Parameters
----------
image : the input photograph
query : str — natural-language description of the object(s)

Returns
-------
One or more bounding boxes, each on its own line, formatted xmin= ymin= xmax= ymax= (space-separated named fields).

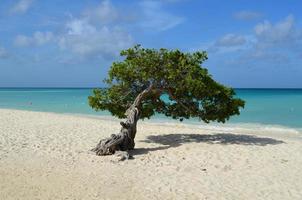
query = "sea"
xmin=0 ymin=88 xmax=301 ymax=131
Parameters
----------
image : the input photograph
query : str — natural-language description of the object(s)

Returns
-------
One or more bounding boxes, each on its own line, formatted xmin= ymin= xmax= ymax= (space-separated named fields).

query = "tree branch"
xmin=132 ymin=84 xmax=155 ymax=108
xmin=167 ymin=88 xmax=192 ymax=112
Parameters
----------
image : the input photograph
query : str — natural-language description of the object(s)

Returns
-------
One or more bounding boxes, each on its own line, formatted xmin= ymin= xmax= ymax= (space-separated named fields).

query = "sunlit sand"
xmin=1 ymin=109 xmax=301 ymax=199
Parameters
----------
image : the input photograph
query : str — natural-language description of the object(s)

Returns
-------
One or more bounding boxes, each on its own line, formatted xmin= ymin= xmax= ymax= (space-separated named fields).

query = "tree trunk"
xmin=91 ymin=85 xmax=154 ymax=156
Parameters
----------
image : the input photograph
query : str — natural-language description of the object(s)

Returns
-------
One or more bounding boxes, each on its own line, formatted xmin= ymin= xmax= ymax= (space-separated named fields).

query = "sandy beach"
xmin=0 ymin=108 xmax=302 ymax=200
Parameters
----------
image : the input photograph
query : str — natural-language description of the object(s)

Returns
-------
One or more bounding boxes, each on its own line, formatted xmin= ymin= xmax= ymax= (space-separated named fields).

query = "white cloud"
xmin=33 ymin=31 xmax=55 ymax=45
xmin=59 ymin=18 xmax=133 ymax=59
xmin=200 ymin=15 xmax=302 ymax=68
xmin=204 ymin=34 xmax=250 ymax=54
xmin=55 ymin=1 xmax=134 ymax=59
xmin=12 ymin=0 xmax=184 ymax=61
xmin=0 ymin=46 xmax=9 ymax=59
xmin=82 ymin=0 xmax=119 ymax=25
xmin=65 ymin=19 xmax=97 ymax=35
xmin=215 ymin=34 xmax=246 ymax=47
xmin=14 ymin=31 xmax=54 ymax=47
xmin=254 ymin=15 xmax=301 ymax=47
xmin=233 ymin=11 xmax=262 ymax=21
xmin=10 ymin=0 xmax=34 ymax=15
xmin=233 ymin=15 xmax=302 ymax=65
xmin=210 ymin=15 xmax=302 ymax=53
xmin=140 ymin=1 xmax=184 ymax=31
xmin=14 ymin=35 xmax=31 ymax=47
xmin=160 ymin=0 xmax=186 ymax=3
xmin=13 ymin=1 xmax=134 ymax=60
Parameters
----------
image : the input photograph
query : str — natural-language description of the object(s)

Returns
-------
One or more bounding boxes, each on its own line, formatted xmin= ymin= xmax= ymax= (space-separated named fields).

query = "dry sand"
xmin=0 ymin=108 xmax=302 ymax=200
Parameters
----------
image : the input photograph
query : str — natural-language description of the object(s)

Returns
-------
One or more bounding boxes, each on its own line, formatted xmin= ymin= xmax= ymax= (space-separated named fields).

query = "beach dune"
xmin=0 ymin=109 xmax=302 ymax=200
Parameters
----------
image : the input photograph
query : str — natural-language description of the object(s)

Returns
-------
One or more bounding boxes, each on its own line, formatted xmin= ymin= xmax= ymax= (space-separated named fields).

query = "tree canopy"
xmin=89 ymin=45 xmax=245 ymax=123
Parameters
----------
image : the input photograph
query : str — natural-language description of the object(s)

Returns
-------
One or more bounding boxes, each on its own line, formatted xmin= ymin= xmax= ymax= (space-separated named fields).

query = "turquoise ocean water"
xmin=0 ymin=88 xmax=301 ymax=129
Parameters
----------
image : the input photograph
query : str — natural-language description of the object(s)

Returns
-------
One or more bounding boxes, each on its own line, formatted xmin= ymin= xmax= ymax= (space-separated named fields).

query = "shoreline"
xmin=1 ymin=108 xmax=302 ymax=199
xmin=1 ymin=107 xmax=301 ymax=135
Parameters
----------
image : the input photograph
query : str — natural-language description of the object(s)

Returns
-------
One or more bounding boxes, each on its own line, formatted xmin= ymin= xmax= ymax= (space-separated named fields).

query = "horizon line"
xmin=0 ymin=87 xmax=302 ymax=90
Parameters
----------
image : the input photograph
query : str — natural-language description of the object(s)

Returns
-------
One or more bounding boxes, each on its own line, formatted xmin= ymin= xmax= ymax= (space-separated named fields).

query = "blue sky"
xmin=0 ymin=0 xmax=302 ymax=88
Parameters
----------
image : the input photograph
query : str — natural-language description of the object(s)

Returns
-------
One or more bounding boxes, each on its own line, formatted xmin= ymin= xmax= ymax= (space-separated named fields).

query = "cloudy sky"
xmin=0 ymin=0 xmax=302 ymax=88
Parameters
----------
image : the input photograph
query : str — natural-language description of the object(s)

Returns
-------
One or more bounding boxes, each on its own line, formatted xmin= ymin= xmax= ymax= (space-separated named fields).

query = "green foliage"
xmin=89 ymin=45 xmax=245 ymax=123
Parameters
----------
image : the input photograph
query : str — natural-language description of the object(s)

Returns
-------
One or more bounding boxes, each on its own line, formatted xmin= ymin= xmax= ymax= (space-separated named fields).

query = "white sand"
xmin=0 ymin=109 xmax=302 ymax=200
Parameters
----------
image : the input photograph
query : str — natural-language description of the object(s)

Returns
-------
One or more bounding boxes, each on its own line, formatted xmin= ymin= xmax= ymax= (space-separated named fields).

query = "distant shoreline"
xmin=1 ymin=108 xmax=301 ymax=136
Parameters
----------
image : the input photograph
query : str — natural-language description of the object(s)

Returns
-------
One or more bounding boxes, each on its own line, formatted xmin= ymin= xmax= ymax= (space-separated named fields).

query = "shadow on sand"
xmin=132 ymin=133 xmax=284 ymax=156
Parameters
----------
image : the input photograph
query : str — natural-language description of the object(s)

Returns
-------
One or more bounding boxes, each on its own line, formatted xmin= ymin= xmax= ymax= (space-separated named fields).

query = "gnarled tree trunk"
xmin=91 ymin=85 xmax=154 ymax=156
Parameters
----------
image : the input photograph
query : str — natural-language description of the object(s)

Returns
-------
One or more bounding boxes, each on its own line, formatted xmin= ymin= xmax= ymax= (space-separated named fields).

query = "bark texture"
xmin=91 ymin=85 xmax=153 ymax=156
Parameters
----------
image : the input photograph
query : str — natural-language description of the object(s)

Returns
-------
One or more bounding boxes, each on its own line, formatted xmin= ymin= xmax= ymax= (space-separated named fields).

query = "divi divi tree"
xmin=89 ymin=45 xmax=245 ymax=156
